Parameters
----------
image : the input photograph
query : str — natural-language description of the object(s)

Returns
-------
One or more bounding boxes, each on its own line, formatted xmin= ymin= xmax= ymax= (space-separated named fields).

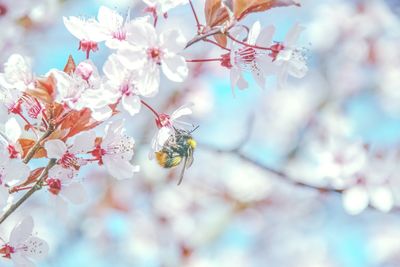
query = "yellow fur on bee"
xmin=155 ymin=151 xmax=168 ymax=167
xmin=187 ymin=138 xmax=197 ymax=149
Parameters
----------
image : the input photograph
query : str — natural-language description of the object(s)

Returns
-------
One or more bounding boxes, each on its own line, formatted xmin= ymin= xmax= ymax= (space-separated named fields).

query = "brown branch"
xmin=0 ymin=159 xmax=56 ymax=224
xmin=185 ymin=26 xmax=226 ymax=49
xmin=201 ymin=144 xmax=343 ymax=194
xmin=23 ymin=124 xmax=55 ymax=164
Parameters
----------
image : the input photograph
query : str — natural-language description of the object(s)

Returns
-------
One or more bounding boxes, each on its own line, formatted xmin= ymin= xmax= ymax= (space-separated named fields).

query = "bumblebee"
xmin=155 ymin=128 xmax=197 ymax=185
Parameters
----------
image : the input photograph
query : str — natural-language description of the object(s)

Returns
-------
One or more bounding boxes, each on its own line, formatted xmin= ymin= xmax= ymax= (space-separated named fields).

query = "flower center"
xmin=0 ymin=244 xmax=15 ymax=258
xmin=112 ymin=29 xmax=126 ymax=41
xmin=237 ymin=47 xmax=257 ymax=63
xmin=269 ymin=42 xmax=285 ymax=61
xmin=7 ymin=145 xmax=19 ymax=159
xmin=47 ymin=178 xmax=62 ymax=195
xmin=79 ymin=40 xmax=99 ymax=59
xmin=59 ymin=152 xmax=79 ymax=169
xmin=147 ymin=47 xmax=162 ymax=64
xmin=91 ymin=144 xmax=106 ymax=165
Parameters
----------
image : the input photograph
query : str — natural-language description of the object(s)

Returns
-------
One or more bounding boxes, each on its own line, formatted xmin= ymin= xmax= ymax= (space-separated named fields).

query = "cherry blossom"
xmin=49 ymin=60 xmax=106 ymax=113
xmin=272 ymin=24 xmax=309 ymax=87
xmin=101 ymin=54 xmax=143 ymax=116
xmin=0 ymin=216 xmax=48 ymax=266
xmin=118 ymin=20 xmax=188 ymax=94
xmin=63 ymin=16 xmax=107 ymax=58
xmin=46 ymin=165 xmax=87 ymax=213
xmin=228 ymin=22 xmax=275 ymax=91
xmin=0 ymin=118 xmax=30 ymax=183
xmin=151 ymin=103 xmax=193 ymax=153
xmin=91 ymin=120 xmax=139 ymax=179
xmin=0 ymin=54 xmax=35 ymax=92
xmin=44 ymin=131 xmax=96 ymax=172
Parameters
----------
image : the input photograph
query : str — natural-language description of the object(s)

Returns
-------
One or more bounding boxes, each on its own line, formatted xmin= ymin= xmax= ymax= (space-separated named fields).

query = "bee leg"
xmin=177 ymin=156 xmax=188 ymax=186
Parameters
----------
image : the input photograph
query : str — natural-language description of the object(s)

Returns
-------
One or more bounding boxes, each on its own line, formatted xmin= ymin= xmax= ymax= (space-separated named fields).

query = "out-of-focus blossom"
xmin=0 ymin=216 xmax=48 ymax=267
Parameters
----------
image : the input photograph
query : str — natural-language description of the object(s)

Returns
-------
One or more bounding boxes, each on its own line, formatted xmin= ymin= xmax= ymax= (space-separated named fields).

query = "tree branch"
xmin=185 ymin=27 xmax=226 ymax=49
xmin=23 ymin=124 xmax=55 ymax=164
xmin=0 ymin=159 xmax=56 ymax=224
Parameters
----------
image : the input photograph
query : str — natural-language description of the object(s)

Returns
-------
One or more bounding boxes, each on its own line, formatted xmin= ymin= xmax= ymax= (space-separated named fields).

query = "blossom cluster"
xmin=0 ymin=0 xmax=309 ymax=265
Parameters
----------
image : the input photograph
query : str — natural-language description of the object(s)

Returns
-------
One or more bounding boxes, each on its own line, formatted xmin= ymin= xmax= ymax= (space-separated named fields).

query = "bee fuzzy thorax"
xmin=187 ymin=138 xmax=196 ymax=149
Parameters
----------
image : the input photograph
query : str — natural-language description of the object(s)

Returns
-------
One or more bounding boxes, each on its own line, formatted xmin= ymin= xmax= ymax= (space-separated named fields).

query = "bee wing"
xmin=177 ymin=156 xmax=188 ymax=186
xmin=186 ymin=148 xmax=194 ymax=168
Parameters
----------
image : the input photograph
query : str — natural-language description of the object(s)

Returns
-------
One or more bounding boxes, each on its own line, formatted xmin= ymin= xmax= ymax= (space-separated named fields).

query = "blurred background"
xmin=2 ymin=0 xmax=400 ymax=266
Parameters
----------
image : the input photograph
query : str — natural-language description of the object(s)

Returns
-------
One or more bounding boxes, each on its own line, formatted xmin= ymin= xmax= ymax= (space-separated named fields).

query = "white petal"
xmin=62 ymin=182 xmax=87 ymax=204
xmin=248 ymin=21 xmax=261 ymax=45
xmin=91 ymin=106 xmax=113 ymax=121
xmin=369 ymin=186 xmax=393 ymax=212
xmin=171 ymin=103 xmax=193 ymax=121
xmin=122 ymin=94 xmax=141 ymax=116
xmin=23 ymin=236 xmax=49 ymax=260
xmin=5 ymin=117 xmax=21 ymax=144
xmin=126 ymin=20 xmax=157 ymax=47
xmin=137 ymin=64 xmax=160 ymax=97
xmin=284 ymin=23 xmax=305 ymax=47
xmin=98 ymin=6 xmax=123 ymax=29
xmin=44 ymin=139 xmax=67 ymax=159
xmin=117 ymin=46 xmax=146 ymax=70
xmin=103 ymin=155 xmax=139 ymax=179
xmin=11 ymin=252 xmax=34 ymax=267
xmin=157 ymin=127 xmax=172 ymax=147
xmin=256 ymin=25 xmax=275 ymax=46
xmin=0 ymin=186 xmax=9 ymax=209
xmin=10 ymin=216 xmax=33 ymax=246
xmin=71 ymin=131 xmax=96 ymax=154
xmin=63 ymin=16 xmax=87 ymax=40
xmin=342 ymin=186 xmax=369 ymax=215
xmin=161 ymin=55 xmax=188 ymax=82
xmin=252 ymin=66 xmax=265 ymax=89
xmin=160 ymin=29 xmax=186 ymax=53
xmin=4 ymin=160 xmax=30 ymax=183
xmin=288 ymin=58 xmax=308 ymax=78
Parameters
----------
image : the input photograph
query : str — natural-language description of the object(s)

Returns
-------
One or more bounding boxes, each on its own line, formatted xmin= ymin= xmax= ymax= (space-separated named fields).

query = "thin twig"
xmin=23 ymin=124 xmax=54 ymax=164
xmin=0 ymin=159 xmax=56 ymax=224
xmin=185 ymin=27 xmax=226 ymax=49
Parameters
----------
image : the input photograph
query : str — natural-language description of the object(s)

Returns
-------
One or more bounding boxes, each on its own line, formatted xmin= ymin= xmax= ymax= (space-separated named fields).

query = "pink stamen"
xmin=78 ymin=40 xmax=99 ymax=59
xmin=7 ymin=145 xmax=19 ymax=159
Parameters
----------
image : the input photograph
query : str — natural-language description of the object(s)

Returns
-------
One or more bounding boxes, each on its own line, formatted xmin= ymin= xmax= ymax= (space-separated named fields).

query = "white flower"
xmin=118 ymin=20 xmax=188 ymax=95
xmin=46 ymin=165 xmax=87 ymax=213
xmin=101 ymin=54 xmax=143 ymax=116
xmin=228 ymin=21 xmax=275 ymax=92
xmin=44 ymin=131 xmax=96 ymax=171
xmin=96 ymin=6 xmax=149 ymax=49
xmin=0 ymin=54 xmax=35 ymax=92
xmin=92 ymin=120 xmax=139 ymax=179
xmin=143 ymin=0 xmax=188 ymax=15
xmin=151 ymin=103 xmax=193 ymax=153
xmin=273 ymin=24 xmax=308 ymax=87
xmin=63 ymin=16 xmax=107 ymax=58
xmin=0 ymin=216 xmax=49 ymax=266
xmin=49 ymin=60 xmax=111 ymax=117
xmin=342 ymin=152 xmax=396 ymax=215
xmin=0 ymin=118 xmax=30 ymax=192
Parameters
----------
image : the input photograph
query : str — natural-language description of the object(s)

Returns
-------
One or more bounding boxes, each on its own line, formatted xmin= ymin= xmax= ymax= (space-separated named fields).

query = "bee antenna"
xmin=190 ymin=125 xmax=199 ymax=133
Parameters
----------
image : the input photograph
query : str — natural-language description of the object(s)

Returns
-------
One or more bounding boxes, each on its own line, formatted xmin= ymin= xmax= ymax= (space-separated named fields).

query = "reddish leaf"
xmin=10 ymin=167 xmax=46 ymax=192
xmin=64 ymin=55 xmax=76 ymax=75
xmin=27 ymin=74 xmax=57 ymax=104
xmin=234 ymin=0 xmax=300 ymax=20
xmin=58 ymin=108 xmax=102 ymax=139
xmin=18 ymin=139 xmax=47 ymax=159
xmin=205 ymin=0 xmax=229 ymax=27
